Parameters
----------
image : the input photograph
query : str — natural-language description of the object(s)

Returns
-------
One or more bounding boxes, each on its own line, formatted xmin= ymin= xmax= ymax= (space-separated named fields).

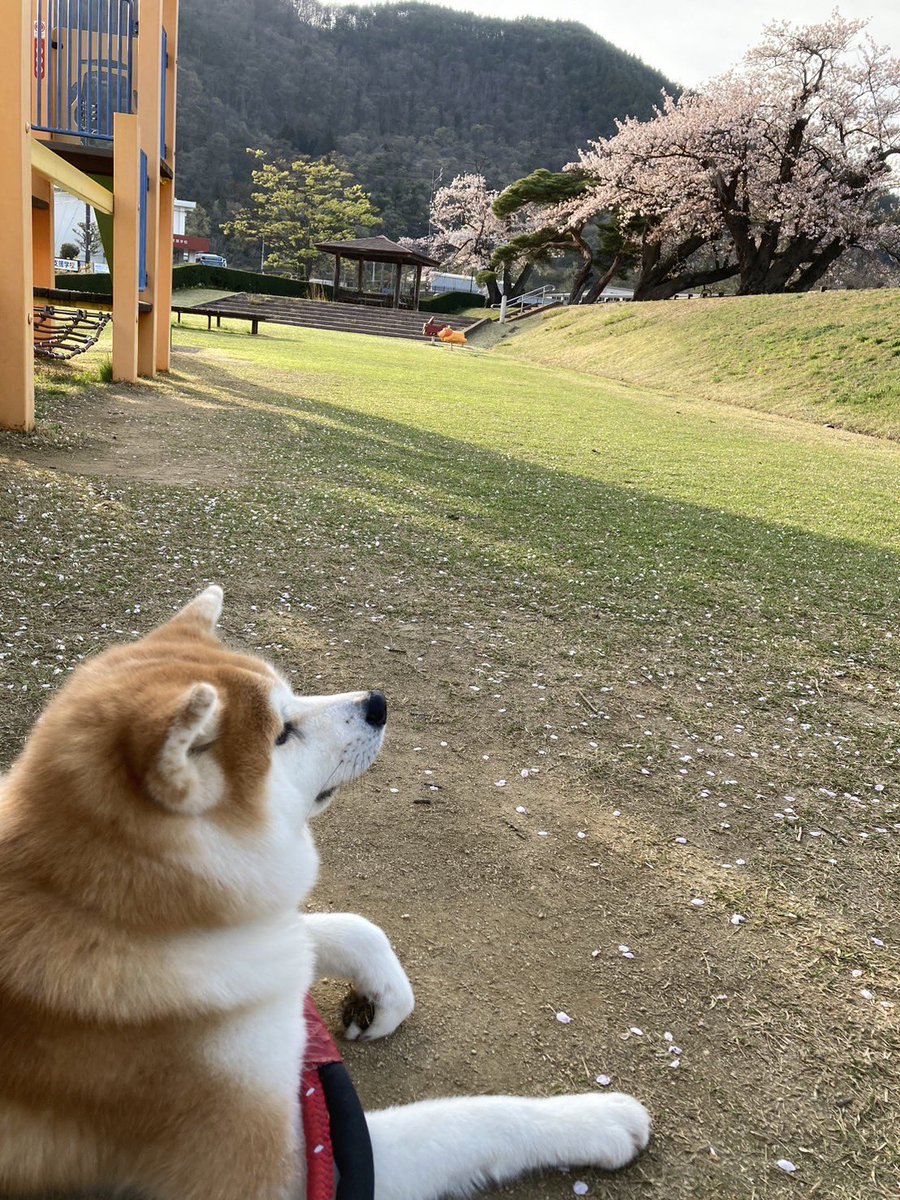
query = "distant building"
xmin=172 ymin=198 xmax=212 ymax=262
xmin=53 ymin=187 xmax=108 ymax=272
xmin=54 ymin=192 xmax=210 ymax=272
xmin=428 ymin=272 xmax=486 ymax=297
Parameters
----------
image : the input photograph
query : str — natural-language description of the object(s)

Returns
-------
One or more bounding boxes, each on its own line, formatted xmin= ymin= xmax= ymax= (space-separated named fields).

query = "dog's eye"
xmin=275 ymin=722 xmax=294 ymax=747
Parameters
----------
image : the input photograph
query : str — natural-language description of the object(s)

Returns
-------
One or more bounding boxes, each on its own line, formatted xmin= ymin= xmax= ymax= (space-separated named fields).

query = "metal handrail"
xmin=498 ymin=284 xmax=553 ymax=313
xmin=32 ymin=0 xmax=136 ymax=143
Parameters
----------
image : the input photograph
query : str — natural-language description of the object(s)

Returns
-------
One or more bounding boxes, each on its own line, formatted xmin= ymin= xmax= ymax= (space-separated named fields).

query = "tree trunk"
xmin=509 ymin=262 xmax=535 ymax=299
xmin=569 ymin=259 xmax=594 ymax=304
xmin=484 ymin=277 xmax=502 ymax=305
xmin=583 ymin=253 xmax=630 ymax=303
xmin=635 ymin=261 xmax=738 ymax=301
xmin=631 ymin=233 xmax=711 ymax=300
xmin=567 ymin=229 xmax=597 ymax=304
xmin=757 ymin=235 xmax=819 ymax=293
xmin=784 ymin=240 xmax=846 ymax=292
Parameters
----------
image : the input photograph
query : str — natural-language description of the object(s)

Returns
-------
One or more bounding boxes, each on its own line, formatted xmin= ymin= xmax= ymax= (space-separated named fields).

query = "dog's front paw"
xmin=584 ymin=1093 xmax=652 ymax=1170
xmin=341 ymin=967 xmax=414 ymax=1042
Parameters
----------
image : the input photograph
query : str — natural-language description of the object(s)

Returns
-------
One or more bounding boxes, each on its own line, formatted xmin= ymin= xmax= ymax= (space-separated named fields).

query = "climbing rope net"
xmin=33 ymin=305 xmax=111 ymax=360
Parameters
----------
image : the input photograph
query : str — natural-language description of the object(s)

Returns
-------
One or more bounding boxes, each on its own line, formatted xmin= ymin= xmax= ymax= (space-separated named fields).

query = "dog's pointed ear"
xmin=147 ymin=682 xmax=222 ymax=815
xmin=158 ymin=585 xmax=224 ymax=639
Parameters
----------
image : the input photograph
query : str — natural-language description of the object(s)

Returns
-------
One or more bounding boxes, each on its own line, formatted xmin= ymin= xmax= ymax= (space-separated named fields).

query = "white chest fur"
xmin=185 ymin=911 xmax=315 ymax=1097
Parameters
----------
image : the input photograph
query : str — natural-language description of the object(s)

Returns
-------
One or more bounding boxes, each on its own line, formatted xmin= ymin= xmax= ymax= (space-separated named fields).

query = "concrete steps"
xmin=212 ymin=294 xmax=477 ymax=342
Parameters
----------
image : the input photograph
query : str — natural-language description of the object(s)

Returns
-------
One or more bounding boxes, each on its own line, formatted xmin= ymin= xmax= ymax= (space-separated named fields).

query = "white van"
xmin=196 ymin=253 xmax=227 ymax=267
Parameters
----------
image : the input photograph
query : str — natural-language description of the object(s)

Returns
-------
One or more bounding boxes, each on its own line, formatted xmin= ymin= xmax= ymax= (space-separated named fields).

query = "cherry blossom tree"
xmin=566 ymin=13 xmax=900 ymax=298
xmin=419 ymin=174 xmax=538 ymax=303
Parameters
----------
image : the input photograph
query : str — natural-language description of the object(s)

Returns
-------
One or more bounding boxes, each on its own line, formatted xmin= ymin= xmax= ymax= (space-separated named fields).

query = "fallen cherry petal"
xmin=776 ymin=1160 xmax=797 ymax=1174
xmin=556 ymin=1011 xmax=572 ymax=1024
xmin=495 ymin=780 xmax=507 ymax=787
xmin=515 ymin=805 xmax=528 ymax=814
xmin=629 ymin=1027 xmax=644 ymax=1036
xmin=731 ymin=913 xmax=747 ymax=925
xmin=690 ymin=898 xmax=705 ymax=907
xmin=573 ymin=1183 xmax=589 ymax=1196
xmin=595 ymin=1074 xmax=611 ymax=1087
xmin=669 ymin=1058 xmax=680 ymax=1068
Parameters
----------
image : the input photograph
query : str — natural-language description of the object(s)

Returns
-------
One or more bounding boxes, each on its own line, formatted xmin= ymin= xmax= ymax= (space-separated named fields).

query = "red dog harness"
xmin=301 ymin=996 xmax=341 ymax=1200
xmin=300 ymin=996 xmax=374 ymax=1200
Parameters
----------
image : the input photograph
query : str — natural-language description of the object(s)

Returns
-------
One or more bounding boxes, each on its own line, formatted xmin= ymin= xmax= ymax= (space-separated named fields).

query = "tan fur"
xmin=0 ymin=589 xmax=307 ymax=1200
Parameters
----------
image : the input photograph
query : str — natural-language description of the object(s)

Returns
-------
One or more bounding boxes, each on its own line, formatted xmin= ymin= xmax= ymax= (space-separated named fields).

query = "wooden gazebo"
xmin=315 ymin=235 xmax=438 ymax=310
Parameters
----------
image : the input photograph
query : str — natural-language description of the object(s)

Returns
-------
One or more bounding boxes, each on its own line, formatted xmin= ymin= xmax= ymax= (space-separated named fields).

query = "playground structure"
xmin=0 ymin=0 xmax=179 ymax=431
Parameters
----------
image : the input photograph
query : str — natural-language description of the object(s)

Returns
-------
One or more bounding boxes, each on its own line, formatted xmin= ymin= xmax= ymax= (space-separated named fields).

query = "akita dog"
xmin=0 ymin=586 xmax=650 ymax=1200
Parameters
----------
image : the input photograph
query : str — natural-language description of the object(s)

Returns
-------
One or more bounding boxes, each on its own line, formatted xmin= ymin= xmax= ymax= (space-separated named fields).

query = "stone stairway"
xmin=211 ymin=294 xmax=479 ymax=342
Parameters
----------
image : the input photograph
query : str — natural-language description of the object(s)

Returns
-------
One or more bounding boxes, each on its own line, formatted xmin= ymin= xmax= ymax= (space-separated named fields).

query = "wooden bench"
xmin=171 ymin=306 xmax=265 ymax=335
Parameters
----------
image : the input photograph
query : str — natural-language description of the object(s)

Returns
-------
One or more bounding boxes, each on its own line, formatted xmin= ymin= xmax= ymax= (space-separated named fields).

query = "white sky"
xmin=326 ymin=1 xmax=899 ymax=86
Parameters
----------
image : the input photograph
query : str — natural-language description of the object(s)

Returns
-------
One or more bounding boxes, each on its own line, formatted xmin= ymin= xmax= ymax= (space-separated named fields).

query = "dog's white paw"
xmin=578 ymin=1093 xmax=652 ymax=1170
xmin=342 ymin=967 xmax=415 ymax=1041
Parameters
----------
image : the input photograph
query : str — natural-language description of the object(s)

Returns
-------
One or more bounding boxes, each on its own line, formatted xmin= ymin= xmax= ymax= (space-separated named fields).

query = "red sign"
xmin=33 ymin=21 xmax=46 ymax=79
xmin=173 ymin=234 xmax=211 ymax=252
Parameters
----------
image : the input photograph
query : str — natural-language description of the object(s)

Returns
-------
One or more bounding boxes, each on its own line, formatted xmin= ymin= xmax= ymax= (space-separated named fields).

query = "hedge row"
xmin=170 ymin=264 xmax=333 ymax=297
xmin=53 ymin=266 xmax=330 ymax=298
xmin=54 ymin=272 xmax=112 ymax=294
xmin=418 ymin=291 xmax=486 ymax=314
xmin=53 ymin=269 xmax=483 ymax=314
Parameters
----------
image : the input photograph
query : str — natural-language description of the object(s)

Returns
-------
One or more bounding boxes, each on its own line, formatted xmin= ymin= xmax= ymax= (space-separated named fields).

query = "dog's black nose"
xmin=364 ymin=690 xmax=387 ymax=728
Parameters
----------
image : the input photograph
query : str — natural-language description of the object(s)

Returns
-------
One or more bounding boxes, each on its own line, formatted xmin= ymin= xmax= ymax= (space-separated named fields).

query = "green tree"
xmin=75 ymin=218 xmax=102 ymax=265
xmin=492 ymin=169 xmax=635 ymax=303
xmin=223 ymin=151 xmax=379 ymax=278
xmin=185 ymin=202 xmax=211 ymax=238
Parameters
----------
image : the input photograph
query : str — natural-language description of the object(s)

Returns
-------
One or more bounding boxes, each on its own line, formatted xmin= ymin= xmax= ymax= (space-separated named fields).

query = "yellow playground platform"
xmin=1 ymin=0 xmax=179 ymax=430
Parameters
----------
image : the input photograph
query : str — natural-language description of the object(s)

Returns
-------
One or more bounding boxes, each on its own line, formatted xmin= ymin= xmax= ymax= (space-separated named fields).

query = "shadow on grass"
xmin=154 ymin=360 xmax=898 ymax=658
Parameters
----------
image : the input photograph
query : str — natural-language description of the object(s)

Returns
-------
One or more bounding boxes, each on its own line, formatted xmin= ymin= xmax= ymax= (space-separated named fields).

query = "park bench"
xmin=171 ymin=305 xmax=265 ymax=335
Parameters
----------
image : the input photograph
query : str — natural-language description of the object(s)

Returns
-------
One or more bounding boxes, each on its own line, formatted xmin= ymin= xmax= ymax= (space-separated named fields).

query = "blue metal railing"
xmin=160 ymin=26 xmax=167 ymax=161
xmin=139 ymin=149 xmax=149 ymax=290
xmin=32 ymin=0 xmax=136 ymax=143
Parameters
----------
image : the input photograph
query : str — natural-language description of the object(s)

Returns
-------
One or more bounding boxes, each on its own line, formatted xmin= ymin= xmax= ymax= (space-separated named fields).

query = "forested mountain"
xmin=176 ymin=0 xmax=673 ymax=259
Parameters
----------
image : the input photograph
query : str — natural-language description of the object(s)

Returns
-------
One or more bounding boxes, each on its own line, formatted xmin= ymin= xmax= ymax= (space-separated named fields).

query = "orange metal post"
xmin=136 ymin=0 xmax=163 ymax=378
xmin=112 ymin=112 xmax=140 ymax=383
xmin=155 ymin=0 xmax=179 ymax=371
xmin=31 ymin=176 xmax=55 ymax=289
xmin=0 ymin=0 xmax=35 ymax=431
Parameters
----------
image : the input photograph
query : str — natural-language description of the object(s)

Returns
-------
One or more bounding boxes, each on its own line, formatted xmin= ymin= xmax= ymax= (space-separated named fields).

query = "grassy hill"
xmin=498 ymin=290 xmax=900 ymax=439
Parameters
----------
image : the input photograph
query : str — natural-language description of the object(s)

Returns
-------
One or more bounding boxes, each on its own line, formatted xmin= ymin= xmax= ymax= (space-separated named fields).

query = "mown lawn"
xmin=497 ymin=289 xmax=900 ymax=439
xmin=1 ymin=318 xmax=898 ymax=1200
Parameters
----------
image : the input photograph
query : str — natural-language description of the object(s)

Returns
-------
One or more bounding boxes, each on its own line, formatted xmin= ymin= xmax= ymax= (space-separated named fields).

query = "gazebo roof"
xmin=314 ymin=235 xmax=439 ymax=268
